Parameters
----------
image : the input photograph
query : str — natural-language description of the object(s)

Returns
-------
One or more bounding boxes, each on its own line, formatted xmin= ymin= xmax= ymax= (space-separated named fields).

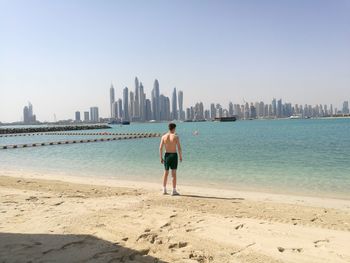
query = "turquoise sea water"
xmin=1 ymin=119 xmax=350 ymax=199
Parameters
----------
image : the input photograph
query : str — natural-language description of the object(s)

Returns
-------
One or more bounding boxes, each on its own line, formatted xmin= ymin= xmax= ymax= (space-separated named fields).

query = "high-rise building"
xmin=204 ymin=110 xmax=210 ymax=119
xmin=186 ymin=108 xmax=191 ymax=120
xmin=171 ymin=87 xmax=178 ymax=120
xmin=277 ymin=99 xmax=282 ymax=118
xmin=272 ymin=98 xmax=277 ymax=117
xmin=139 ymin=82 xmax=145 ymax=121
xmin=134 ymin=77 xmax=140 ymax=119
xmin=159 ymin=94 xmax=170 ymax=121
xmin=228 ymin=102 xmax=234 ymax=117
xmin=145 ymin=99 xmax=152 ymax=121
xmin=90 ymin=107 xmax=99 ymax=122
xmin=178 ymin=90 xmax=184 ymax=120
xmin=75 ymin=111 xmax=81 ymax=122
xmin=28 ymin=102 xmax=33 ymax=118
xmin=250 ymin=104 xmax=257 ymax=119
xmin=123 ymin=87 xmax=129 ymax=121
xmin=84 ymin=111 xmax=89 ymax=122
xmin=23 ymin=102 xmax=36 ymax=124
xmin=151 ymin=79 xmax=160 ymax=121
xmin=112 ymin=101 xmax=119 ymax=119
xmin=210 ymin=103 xmax=216 ymax=119
xmin=118 ymin=99 xmax=123 ymax=119
xmin=342 ymin=101 xmax=349 ymax=114
xmin=23 ymin=106 xmax=29 ymax=124
xmin=194 ymin=102 xmax=204 ymax=120
xmin=129 ymin=91 xmax=134 ymax=119
xmin=109 ymin=84 xmax=115 ymax=118
xmin=259 ymin=101 xmax=265 ymax=117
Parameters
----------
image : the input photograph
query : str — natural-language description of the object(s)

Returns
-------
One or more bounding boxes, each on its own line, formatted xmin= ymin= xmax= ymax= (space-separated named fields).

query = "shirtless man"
xmin=159 ymin=123 xmax=182 ymax=195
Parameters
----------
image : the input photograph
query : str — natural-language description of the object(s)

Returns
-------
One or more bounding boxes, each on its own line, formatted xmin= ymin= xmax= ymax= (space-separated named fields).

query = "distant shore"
xmin=1 ymin=170 xmax=349 ymax=262
xmin=1 ymin=115 xmax=350 ymax=127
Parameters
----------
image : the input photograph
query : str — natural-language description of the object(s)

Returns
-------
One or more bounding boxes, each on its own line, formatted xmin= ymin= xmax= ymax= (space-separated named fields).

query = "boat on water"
xmin=214 ymin=116 xmax=237 ymax=122
xmin=108 ymin=120 xmax=130 ymax=125
xmin=289 ymin=115 xmax=302 ymax=119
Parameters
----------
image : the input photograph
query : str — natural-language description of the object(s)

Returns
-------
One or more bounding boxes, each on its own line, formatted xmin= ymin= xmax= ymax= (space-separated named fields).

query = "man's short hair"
xmin=168 ymin=123 xmax=176 ymax=131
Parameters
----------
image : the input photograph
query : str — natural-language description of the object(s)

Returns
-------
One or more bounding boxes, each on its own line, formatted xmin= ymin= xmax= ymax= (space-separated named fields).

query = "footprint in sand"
xmin=168 ymin=241 xmax=188 ymax=249
xmin=137 ymin=232 xmax=158 ymax=244
xmin=314 ymin=239 xmax=329 ymax=247
xmin=234 ymin=223 xmax=245 ymax=230
xmin=160 ymin=222 xmax=171 ymax=229
xmin=189 ymin=250 xmax=214 ymax=262
xmin=185 ymin=227 xmax=202 ymax=233
xmin=277 ymin=247 xmax=303 ymax=253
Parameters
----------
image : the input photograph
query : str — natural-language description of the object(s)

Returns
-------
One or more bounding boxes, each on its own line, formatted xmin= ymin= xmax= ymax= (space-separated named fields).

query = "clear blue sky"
xmin=0 ymin=0 xmax=349 ymax=122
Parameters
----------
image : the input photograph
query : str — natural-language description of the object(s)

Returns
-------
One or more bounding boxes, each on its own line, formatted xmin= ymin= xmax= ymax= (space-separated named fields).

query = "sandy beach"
xmin=0 ymin=172 xmax=349 ymax=263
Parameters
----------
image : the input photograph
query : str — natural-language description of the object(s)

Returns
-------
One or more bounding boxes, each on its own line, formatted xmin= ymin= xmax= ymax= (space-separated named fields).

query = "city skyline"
xmin=17 ymin=76 xmax=350 ymax=124
xmin=1 ymin=0 xmax=350 ymax=122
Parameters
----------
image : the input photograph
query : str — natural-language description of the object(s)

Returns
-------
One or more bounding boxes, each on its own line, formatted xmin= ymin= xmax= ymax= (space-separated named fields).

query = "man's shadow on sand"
xmin=0 ymin=232 xmax=168 ymax=263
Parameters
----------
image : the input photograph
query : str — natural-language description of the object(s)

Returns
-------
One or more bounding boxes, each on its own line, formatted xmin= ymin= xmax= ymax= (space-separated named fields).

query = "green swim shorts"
xmin=164 ymin=152 xmax=178 ymax=170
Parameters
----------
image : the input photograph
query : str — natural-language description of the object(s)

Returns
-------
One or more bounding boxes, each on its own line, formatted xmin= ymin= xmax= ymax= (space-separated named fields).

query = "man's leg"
xmin=171 ymin=169 xmax=177 ymax=189
xmin=171 ymin=169 xmax=179 ymax=195
xmin=162 ymin=170 xmax=169 ymax=194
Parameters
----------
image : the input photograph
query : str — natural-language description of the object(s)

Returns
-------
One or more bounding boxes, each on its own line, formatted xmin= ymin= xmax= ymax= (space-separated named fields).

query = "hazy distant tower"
xmin=109 ymin=84 xmax=115 ymax=118
xmin=151 ymin=79 xmax=160 ymax=121
xmin=90 ymin=107 xmax=99 ymax=123
xmin=134 ymin=77 xmax=140 ymax=119
xmin=178 ymin=90 xmax=184 ymax=120
xmin=171 ymin=88 xmax=178 ymax=120
xmin=123 ymin=87 xmax=129 ymax=121
xmin=139 ymin=82 xmax=145 ymax=121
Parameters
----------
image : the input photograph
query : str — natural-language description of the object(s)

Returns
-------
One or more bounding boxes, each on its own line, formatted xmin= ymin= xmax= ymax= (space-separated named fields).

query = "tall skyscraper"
xmin=134 ymin=77 xmax=140 ymax=119
xmin=342 ymin=101 xmax=349 ymax=114
xmin=151 ymin=79 xmax=160 ymax=121
xmin=129 ymin=91 xmax=134 ymax=119
xmin=171 ymin=87 xmax=178 ymax=120
xmin=145 ymin=99 xmax=152 ymax=121
xmin=159 ymin=95 xmax=166 ymax=121
xmin=75 ymin=111 xmax=81 ymax=122
xmin=186 ymin=108 xmax=191 ymax=120
xmin=178 ymin=90 xmax=184 ymax=120
xmin=109 ymin=84 xmax=115 ymax=118
xmin=210 ymin=103 xmax=216 ymax=119
xmin=23 ymin=102 xmax=36 ymax=124
xmin=90 ymin=107 xmax=99 ymax=122
xmin=112 ymin=101 xmax=119 ymax=119
xmin=139 ymin=82 xmax=145 ymax=121
xmin=259 ymin=101 xmax=265 ymax=117
xmin=123 ymin=87 xmax=129 ymax=121
xmin=194 ymin=102 xmax=204 ymax=120
xmin=23 ymin=106 xmax=29 ymax=124
xmin=118 ymin=99 xmax=123 ymax=119
xmin=84 ymin=111 xmax=89 ymax=122
xmin=228 ymin=102 xmax=234 ymax=117
xmin=272 ymin=98 xmax=277 ymax=117
xmin=277 ymin=99 xmax=282 ymax=118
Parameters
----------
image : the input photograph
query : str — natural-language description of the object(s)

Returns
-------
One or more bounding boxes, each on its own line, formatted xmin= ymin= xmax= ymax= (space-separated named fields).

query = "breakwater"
xmin=0 ymin=132 xmax=154 ymax=138
xmin=0 ymin=132 xmax=161 ymax=150
xmin=0 ymin=125 xmax=111 ymax=134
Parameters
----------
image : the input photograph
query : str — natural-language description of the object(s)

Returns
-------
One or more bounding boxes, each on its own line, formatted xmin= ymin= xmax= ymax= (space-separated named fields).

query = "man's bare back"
xmin=161 ymin=133 xmax=179 ymax=153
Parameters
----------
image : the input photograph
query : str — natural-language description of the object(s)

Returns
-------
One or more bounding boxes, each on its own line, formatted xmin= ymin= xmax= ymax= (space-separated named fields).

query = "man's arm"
xmin=159 ymin=137 xmax=164 ymax=163
xmin=177 ymin=136 xmax=182 ymax=162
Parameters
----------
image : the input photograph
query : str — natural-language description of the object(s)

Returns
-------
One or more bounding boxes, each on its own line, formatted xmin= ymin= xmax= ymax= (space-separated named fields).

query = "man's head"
xmin=168 ymin=123 xmax=176 ymax=132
